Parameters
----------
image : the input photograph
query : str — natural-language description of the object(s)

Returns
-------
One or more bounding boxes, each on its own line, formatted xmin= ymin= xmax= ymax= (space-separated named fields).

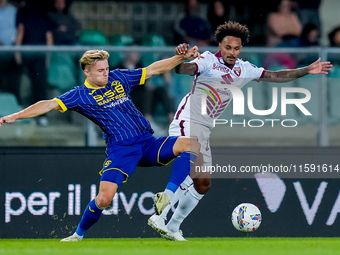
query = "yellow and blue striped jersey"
xmin=54 ymin=68 xmax=153 ymax=143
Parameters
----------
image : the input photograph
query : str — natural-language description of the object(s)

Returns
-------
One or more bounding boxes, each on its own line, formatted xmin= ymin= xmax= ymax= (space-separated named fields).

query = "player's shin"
xmin=166 ymin=185 xmax=204 ymax=233
xmin=165 ymin=151 xmax=198 ymax=198
xmin=153 ymin=152 xmax=197 ymax=216
xmin=149 ymin=175 xmax=193 ymax=233
xmin=75 ymin=199 xmax=104 ymax=237
xmin=160 ymin=175 xmax=194 ymax=218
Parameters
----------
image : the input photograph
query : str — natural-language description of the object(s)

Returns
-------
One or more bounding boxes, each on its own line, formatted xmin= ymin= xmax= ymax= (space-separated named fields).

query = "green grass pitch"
xmin=0 ymin=238 xmax=339 ymax=255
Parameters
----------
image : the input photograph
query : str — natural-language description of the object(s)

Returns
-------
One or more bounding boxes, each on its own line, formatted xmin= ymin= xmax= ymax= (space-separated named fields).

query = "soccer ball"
xmin=231 ymin=203 xmax=262 ymax=232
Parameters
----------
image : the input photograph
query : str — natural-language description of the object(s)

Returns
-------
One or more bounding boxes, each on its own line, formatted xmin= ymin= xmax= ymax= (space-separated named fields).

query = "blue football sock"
xmin=76 ymin=199 xmax=104 ymax=236
xmin=166 ymin=151 xmax=198 ymax=193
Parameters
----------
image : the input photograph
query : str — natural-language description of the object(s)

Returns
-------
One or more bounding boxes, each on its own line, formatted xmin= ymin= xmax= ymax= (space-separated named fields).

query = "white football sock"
xmin=166 ymin=184 xmax=204 ymax=232
xmin=164 ymin=189 xmax=174 ymax=200
xmin=159 ymin=176 xmax=194 ymax=219
xmin=182 ymin=175 xmax=194 ymax=187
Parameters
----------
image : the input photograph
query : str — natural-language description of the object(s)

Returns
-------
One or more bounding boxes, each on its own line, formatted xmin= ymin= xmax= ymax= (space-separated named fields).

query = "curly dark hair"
xmin=214 ymin=21 xmax=250 ymax=45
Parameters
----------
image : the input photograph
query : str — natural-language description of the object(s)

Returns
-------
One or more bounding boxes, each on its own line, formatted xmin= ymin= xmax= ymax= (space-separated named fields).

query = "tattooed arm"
xmin=261 ymin=58 xmax=333 ymax=83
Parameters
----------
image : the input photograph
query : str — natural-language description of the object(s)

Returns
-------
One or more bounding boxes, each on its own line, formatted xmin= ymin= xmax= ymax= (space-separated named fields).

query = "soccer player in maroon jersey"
xmin=148 ymin=21 xmax=333 ymax=241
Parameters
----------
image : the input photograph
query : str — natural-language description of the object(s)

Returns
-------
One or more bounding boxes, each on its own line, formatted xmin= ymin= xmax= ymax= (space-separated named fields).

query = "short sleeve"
xmin=110 ymin=68 xmax=145 ymax=92
xmin=244 ymin=61 xmax=265 ymax=81
xmin=54 ymin=88 xmax=81 ymax=112
xmin=190 ymin=51 xmax=212 ymax=75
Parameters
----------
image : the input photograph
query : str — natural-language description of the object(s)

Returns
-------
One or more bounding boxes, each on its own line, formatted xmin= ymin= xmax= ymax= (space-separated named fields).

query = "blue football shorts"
xmin=100 ymin=132 xmax=178 ymax=186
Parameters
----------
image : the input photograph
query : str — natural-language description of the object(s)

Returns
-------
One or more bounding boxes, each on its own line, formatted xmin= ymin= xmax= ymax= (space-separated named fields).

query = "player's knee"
xmin=193 ymin=177 xmax=211 ymax=194
xmin=189 ymin=137 xmax=201 ymax=154
xmin=96 ymin=193 xmax=113 ymax=208
xmin=177 ymin=136 xmax=200 ymax=153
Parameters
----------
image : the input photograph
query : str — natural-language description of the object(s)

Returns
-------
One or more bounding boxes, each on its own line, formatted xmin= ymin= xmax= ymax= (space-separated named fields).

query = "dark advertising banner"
xmin=1 ymin=147 xmax=340 ymax=238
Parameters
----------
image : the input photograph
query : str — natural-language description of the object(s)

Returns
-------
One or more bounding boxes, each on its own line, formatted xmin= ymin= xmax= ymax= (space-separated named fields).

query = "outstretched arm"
xmin=175 ymin=62 xmax=197 ymax=76
xmin=0 ymin=99 xmax=60 ymax=128
xmin=261 ymin=58 xmax=333 ymax=83
xmin=145 ymin=45 xmax=200 ymax=79
xmin=174 ymin=43 xmax=202 ymax=75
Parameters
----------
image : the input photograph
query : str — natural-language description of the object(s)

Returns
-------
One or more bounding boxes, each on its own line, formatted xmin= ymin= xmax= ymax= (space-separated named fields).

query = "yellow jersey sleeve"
xmin=140 ymin=68 xmax=146 ymax=85
xmin=53 ymin=98 xmax=68 ymax=113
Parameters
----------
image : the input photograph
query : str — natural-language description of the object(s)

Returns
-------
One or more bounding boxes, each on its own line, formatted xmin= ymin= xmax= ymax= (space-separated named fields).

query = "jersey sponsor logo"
xmin=216 ymin=89 xmax=231 ymax=97
xmin=212 ymin=63 xmax=229 ymax=74
xmin=103 ymin=97 xmax=129 ymax=108
xmin=92 ymin=82 xmax=127 ymax=106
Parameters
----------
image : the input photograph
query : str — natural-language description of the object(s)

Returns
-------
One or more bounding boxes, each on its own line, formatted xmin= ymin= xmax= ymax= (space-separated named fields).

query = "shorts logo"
xmin=104 ymin=160 xmax=112 ymax=168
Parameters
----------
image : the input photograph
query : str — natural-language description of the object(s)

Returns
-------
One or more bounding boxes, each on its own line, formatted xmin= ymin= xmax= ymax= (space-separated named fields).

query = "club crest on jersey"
xmin=233 ymin=67 xmax=241 ymax=77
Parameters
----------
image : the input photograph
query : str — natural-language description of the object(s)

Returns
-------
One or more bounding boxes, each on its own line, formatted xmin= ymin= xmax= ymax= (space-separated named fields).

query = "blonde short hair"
xmin=79 ymin=49 xmax=110 ymax=70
